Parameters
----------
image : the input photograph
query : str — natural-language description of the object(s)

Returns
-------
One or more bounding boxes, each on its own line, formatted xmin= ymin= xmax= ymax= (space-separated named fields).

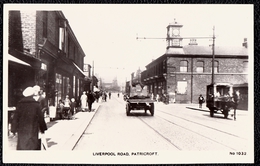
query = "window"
xmin=243 ymin=61 xmax=248 ymax=73
xmin=180 ymin=60 xmax=188 ymax=72
xmin=59 ymin=27 xmax=64 ymax=50
xmin=73 ymin=76 xmax=76 ymax=97
xmin=210 ymin=61 xmax=219 ymax=73
xmin=196 ymin=61 xmax=204 ymax=73
xmin=55 ymin=73 xmax=62 ymax=105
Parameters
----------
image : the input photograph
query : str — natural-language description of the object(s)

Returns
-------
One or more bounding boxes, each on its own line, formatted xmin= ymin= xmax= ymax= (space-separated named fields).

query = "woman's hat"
xmin=22 ymin=87 xmax=34 ymax=97
xmin=33 ymin=85 xmax=41 ymax=92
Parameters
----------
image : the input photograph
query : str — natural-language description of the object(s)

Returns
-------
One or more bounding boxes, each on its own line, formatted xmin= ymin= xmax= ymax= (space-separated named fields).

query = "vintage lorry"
xmin=125 ymin=70 xmax=154 ymax=116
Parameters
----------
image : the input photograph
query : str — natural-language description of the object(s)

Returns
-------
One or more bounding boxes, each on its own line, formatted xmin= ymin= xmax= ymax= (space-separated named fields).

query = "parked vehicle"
xmin=206 ymin=83 xmax=235 ymax=118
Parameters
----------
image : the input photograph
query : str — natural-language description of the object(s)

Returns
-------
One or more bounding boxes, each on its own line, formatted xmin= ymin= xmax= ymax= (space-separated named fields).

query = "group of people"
xmin=96 ymin=91 xmax=112 ymax=102
xmin=149 ymin=93 xmax=169 ymax=104
xmin=57 ymin=95 xmax=77 ymax=119
xmin=11 ymin=85 xmax=48 ymax=150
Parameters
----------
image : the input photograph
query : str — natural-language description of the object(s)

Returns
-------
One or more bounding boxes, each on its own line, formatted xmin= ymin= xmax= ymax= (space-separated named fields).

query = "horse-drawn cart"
xmin=206 ymin=83 xmax=237 ymax=118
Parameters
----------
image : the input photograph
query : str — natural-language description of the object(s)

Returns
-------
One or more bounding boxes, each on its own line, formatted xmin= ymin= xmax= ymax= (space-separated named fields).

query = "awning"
xmin=8 ymin=54 xmax=31 ymax=66
xmin=72 ymin=62 xmax=86 ymax=76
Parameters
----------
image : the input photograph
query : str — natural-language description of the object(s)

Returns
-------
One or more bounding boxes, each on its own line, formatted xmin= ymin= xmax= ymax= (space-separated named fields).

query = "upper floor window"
xmin=59 ymin=27 xmax=64 ymax=50
xmin=180 ymin=60 xmax=188 ymax=72
xmin=196 ymin=61 xmax=204 ymax=73
xmin=243 ymin=61 xmax=248 ymax=73
xmin=59 ymin=20 xmax=66 ymax=51
xmin=210 ymin=61 xmax=219 ymax=73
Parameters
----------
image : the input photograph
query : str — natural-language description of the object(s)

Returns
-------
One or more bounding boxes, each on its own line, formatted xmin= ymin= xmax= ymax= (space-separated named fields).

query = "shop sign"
xmin=41 ymin=63 xmax=47 ymax=71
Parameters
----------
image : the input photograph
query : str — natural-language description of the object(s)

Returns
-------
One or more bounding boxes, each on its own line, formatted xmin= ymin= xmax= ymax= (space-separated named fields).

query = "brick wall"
xmin=167 ymin=56 xmax=248 ymax=103
xmin=20 ymin=11 xmax=36 ymax=55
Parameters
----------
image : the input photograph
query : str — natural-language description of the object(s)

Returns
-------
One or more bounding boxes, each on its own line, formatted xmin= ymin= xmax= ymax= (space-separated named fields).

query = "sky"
xmin=7 ymin=4 xmax=254 ymax=85
xmin=61 ymin=4 xmax=253 ymax=85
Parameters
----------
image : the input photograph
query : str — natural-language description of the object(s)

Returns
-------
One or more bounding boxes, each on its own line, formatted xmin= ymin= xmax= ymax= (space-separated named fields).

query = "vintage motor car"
xmin=125 ymin=84 xmax=154 ymax=116
xmin=125 ymin=70 xmax=154 ymax=116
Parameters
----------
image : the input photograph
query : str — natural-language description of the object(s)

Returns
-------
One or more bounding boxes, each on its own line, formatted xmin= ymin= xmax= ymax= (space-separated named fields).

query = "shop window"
xmin=55 ymin=73 xmax=62 ymax=105
xmin=243 ymin=61 xmax=248 ymax=73
xmin=180 ymin=60 xmax=188 ymax=72
xmin=66 ymin=77 xmax=70 ymax=95
xmin=196 ymin=61 xmax=204 ymax=73
xmin=73 ymin=76 xmax=76 ymax=97
xmin=77 ymin=78 xmax=80 ymax=96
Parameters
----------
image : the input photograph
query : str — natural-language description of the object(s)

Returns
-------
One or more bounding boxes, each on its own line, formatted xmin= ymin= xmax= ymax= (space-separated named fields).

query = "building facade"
xmin=8 ymin=11 xmax=86 ymax=109
xmin=141 ymin=20 xmax=248 ymax=109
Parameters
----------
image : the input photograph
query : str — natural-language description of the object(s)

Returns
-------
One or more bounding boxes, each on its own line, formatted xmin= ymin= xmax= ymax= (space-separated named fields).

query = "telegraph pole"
xmin=92 ymin=61 xmax=94 ymax=91
xmin=211 ymin=26 xmax=215 ymax=84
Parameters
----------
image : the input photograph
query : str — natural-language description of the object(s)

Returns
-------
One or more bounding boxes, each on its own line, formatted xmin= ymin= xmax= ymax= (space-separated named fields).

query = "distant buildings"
xmin=100 ymin=77 xmax=120 ymax=92
xmin=141 ymin=20 xmax=248 ymax=109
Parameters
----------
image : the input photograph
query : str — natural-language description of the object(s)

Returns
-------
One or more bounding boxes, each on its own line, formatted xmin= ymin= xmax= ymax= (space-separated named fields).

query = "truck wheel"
xmin=126 ymin=103 xmax=131 ymax=116
xmin=210 ymin=108 xmax=214 ymax=117
xmin=150 ymin=103 xmax=154 ymax=116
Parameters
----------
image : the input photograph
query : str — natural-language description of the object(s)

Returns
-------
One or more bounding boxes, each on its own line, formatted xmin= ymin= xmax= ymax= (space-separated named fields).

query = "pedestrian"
xmin=95 ymin=91 xmax=100 ymax=103
xmin=57 ymin=99 xmax=64 ymax=119
xmin=151 ymin=93 xmax=154 ymax=101
xmin=104 ymin=92 xmax=107 ymax=102
xmin=70 ymin=98 xmax=76 ymax=116
xmin=198 ymin=94 xmax=205 ymax=108
xmin=232 ymin=90 xmax=240 ymax=120
xmin=109 ymin=92 xmax=111 ymax=99
xmin=80 ymin=91 xmax=88 ymax=112
xmin=156 ymin=94 xmax=159 ymax=102
xmin=87 ymin=90 xmax=95 ymax=112
xmin=64 ymin=95 xmax=71 ymax=108
xmin=11 ymin=86 xmax=47 ymax=150
xmin=63 ymin=95 xmax=71 ymax=119
xmin=117 ymin=92 xmax=119 ymax=98
xmin=33 ymin=85 xmax=48 ymax=115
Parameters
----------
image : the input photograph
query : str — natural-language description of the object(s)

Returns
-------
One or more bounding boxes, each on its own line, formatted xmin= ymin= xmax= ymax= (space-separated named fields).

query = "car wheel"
xmin=126 ymin=103 xmax=131 ymax=116
xmin=150 ymin=103 xmax=154 ymax=116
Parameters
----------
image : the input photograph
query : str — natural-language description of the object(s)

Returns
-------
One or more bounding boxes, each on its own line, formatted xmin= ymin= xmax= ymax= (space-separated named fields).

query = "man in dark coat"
xmin=87 ymin=90 xmax=95 ymax=112
xmin=11 ymin=86 xmax=47 ymax=150
xmin=198 ymin=94 xmax=205 ymax=108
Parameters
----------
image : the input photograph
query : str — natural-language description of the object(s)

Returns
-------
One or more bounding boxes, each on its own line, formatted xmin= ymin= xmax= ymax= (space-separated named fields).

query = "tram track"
xmin=115 ymin=97 xmax=246 ymax=151
xmin=159 ymin=110 xmax=246 ymax=140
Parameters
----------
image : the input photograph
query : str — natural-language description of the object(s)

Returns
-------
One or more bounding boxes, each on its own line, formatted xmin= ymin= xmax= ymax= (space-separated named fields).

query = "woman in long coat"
xmin=11 ymin=87 xmax=47 ymax=150
xmin=80 ymin=91 xmax=88 ymax=111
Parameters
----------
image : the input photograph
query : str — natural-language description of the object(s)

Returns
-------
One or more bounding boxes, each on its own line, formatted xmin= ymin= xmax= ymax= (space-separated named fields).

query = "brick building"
xmin=141 ymin=20 xmax=248 ymax=109
xmin=8 ymin=11 xmax=87 ymax=109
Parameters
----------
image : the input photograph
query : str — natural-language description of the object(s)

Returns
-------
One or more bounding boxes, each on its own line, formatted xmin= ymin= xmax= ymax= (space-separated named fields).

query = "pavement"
xmin=7 ymin=101 xmax=248 ymax=151
xmin=155 ymin=102 xmax=248 ymax=116
xmin=7 ymin=102 xmax=101 ymax=151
